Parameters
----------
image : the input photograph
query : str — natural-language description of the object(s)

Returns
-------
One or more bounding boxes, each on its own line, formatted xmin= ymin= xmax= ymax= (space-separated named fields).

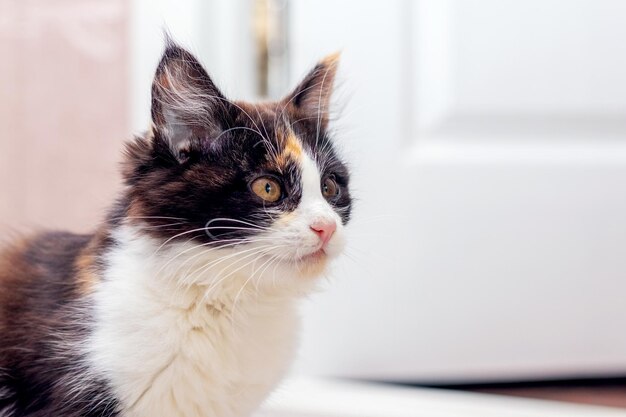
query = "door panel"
xmin=412 ymin=0 xmax=626 ymax=141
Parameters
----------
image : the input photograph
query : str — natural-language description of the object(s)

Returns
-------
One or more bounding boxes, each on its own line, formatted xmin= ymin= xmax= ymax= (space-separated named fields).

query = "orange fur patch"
xmin=74 ymin=229 xmax=108 ymax=294
xmin=0 ymin=237 xmax=31 ymax=280
xmin=284 ymin=133 xmax=303 ymax=158
xmin=275 ymin=131 xmax=303 ymax=167
xmin=75 ymin=253 xmax=98 ymax=294
xmin=321 ymin=51 xmax=341 ymax=69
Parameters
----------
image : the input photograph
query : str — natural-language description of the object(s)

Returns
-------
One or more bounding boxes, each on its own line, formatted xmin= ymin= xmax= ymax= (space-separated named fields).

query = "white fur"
xmin=87 ymin=149 xmax=345 ymax=417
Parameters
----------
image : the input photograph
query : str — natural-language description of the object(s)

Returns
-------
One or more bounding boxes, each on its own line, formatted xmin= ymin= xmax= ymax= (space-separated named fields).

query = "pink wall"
xmin=0 ymin=0 xmax=129 ymax=234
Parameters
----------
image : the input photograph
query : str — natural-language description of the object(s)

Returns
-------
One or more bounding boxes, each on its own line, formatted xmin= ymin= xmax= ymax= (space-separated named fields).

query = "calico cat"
xmin=0 ymin=40 xmax=351 ymax=417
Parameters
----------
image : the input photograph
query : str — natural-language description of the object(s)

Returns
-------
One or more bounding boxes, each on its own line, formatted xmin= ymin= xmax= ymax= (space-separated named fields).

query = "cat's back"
xmin=0 ymin=231 xmax=93 ymax=322
xmin=0 ymin=231 xmax=104 ymax=417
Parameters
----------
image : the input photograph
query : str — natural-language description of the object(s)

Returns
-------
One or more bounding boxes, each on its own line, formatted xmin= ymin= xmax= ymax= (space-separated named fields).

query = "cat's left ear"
xmin=283 ymin=52 xmax=340 ymax=130
xmin=151 ymin=41 xmax=229 ymax=157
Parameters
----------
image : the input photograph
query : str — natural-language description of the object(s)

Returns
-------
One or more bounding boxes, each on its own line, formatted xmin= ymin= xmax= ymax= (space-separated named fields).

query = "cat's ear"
xmin=151 ymin=40 xmax=229 ymax=157
xmin=284 ymin=52 xmax=340 ymax=130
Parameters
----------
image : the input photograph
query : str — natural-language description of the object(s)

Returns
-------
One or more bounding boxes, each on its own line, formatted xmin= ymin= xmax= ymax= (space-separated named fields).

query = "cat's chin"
xmin=292 ymin=249 xmax=330 ymax=277
xmin=298 ymin=248 xmax=326 ymax=263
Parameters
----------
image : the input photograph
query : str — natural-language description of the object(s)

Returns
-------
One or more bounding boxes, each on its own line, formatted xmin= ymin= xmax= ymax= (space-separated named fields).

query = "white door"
xmin=290 ymin=0 xmax=626 ymax=382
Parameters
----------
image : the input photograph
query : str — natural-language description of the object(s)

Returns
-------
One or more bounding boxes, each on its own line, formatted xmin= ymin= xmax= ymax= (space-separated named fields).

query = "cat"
xmin=0 ymin=39 xmax=351 ymax=417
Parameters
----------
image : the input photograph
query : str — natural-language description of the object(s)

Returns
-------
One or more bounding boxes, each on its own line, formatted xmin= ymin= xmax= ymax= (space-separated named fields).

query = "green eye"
xmin=251 ymin=177 xmax=282 ymax=202
xmin=322 ymin=176 xmax=339 ymax=198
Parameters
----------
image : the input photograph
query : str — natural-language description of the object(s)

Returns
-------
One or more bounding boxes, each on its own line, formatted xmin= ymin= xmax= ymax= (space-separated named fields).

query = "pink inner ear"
xmin=284 ymin=52 xmax=341 ymax=129
xmin=151 ymin=41 xmax=229 ymax=156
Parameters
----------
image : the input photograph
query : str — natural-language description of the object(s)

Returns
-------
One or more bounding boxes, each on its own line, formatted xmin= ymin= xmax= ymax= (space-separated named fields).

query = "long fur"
xmin=0 ymin=41 xmax=351 ymax=417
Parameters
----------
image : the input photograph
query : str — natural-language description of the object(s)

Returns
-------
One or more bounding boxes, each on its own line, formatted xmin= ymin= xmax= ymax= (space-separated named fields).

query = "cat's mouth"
xmin=295 ymin=248 xmax=327 ymax=264
xmin=259 ymin=247 xmax=330 ymax=275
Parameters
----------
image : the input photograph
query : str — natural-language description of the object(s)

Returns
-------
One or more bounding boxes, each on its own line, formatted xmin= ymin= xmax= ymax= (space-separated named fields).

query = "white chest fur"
xmin=87 ymin=227 xmax=302 ymax=417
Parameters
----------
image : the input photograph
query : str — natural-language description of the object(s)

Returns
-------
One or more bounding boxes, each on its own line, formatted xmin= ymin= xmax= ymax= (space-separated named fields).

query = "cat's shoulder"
xmin=0 ymin=230 xmax=93 ymax=270
xmin=0 ymin=230 xmax=98 ymax=312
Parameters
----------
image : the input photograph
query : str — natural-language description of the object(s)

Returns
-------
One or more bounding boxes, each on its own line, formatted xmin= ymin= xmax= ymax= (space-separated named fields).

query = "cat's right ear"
xmin=150 ymin=41 xmax=229 ymax=158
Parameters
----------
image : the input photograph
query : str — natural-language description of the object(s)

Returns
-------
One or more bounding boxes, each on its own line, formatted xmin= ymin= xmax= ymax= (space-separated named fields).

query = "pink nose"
xmin=310 ymin=220 xmax=337 ymax=247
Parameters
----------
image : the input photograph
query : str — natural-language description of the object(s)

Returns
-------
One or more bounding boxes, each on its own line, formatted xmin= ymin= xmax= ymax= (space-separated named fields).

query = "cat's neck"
xmin=98 ymin=224 xmax=305 ymax=313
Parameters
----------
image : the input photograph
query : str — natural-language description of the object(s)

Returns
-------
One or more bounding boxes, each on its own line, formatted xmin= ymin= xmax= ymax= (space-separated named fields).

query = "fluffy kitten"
xmin=0 ymin=40 xmax=351 ymax=417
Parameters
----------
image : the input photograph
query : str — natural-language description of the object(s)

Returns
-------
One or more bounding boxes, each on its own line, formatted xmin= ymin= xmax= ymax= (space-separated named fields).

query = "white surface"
xmin=289 ymin=0 xmax=626 ymax=381
xmin=412 ymin=0 xmax=626 ymax=135
xmin=257 ymin=378 xmax=626 ymax=417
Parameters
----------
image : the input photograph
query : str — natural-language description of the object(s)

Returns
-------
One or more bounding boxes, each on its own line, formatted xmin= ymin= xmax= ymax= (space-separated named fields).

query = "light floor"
xmin=257 ymin=378 xmax=626 ymax=417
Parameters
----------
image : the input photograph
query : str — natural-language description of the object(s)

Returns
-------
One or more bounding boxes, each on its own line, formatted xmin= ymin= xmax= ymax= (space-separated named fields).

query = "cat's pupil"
xmin=265 ymin=183 xmax=272 ymax=194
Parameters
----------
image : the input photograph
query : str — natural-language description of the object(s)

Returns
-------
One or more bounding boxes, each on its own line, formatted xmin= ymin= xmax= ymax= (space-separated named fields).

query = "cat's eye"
xmin=322 ymin=176 xmax=339 ymax=198
xmin=251 ymin=177 xmax=282 ymax=203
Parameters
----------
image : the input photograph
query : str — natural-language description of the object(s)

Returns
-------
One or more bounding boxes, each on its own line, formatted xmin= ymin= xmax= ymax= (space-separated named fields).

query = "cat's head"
xmin=120 ymin=41 xmax=351 ymax=285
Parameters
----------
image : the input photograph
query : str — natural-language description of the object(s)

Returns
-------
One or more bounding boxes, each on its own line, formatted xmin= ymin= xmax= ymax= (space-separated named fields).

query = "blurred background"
xmin=2 ymin=0 xmax=626 ymax=411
